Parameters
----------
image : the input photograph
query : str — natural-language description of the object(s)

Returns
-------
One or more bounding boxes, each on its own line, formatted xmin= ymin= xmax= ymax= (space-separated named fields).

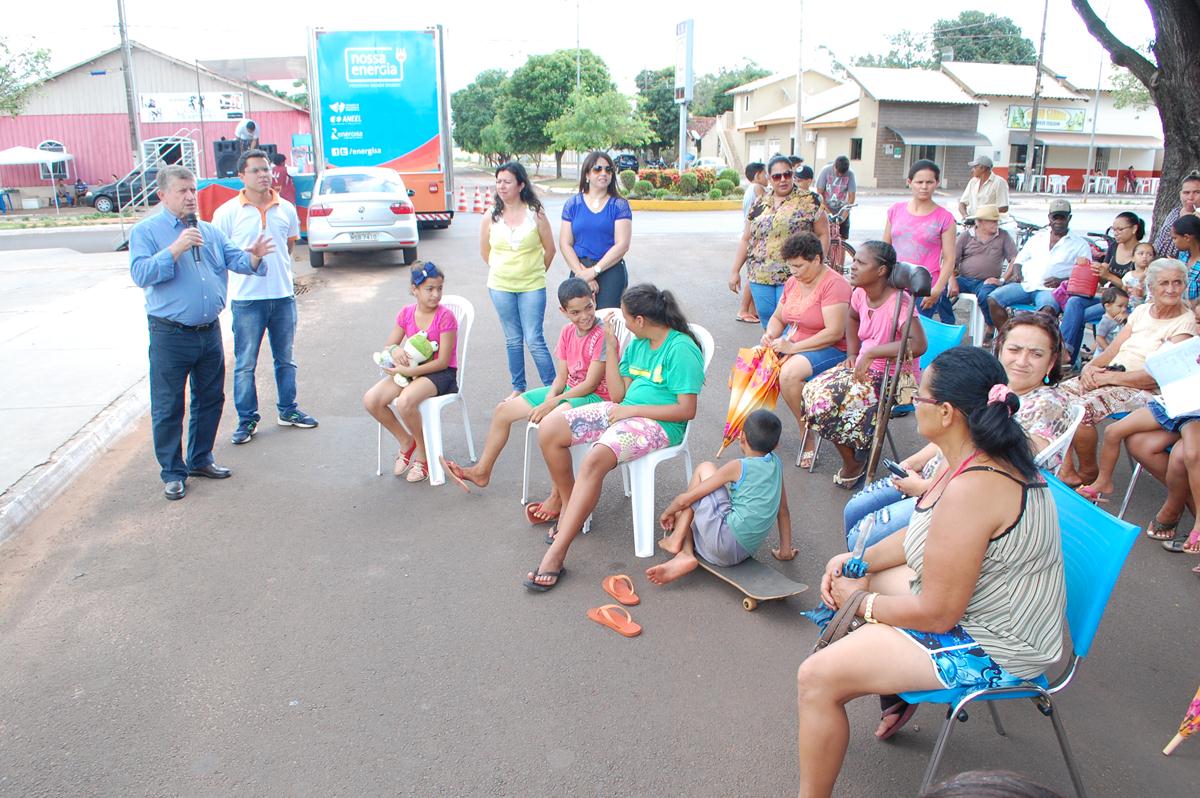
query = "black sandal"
xmin=523 ymin=566 xmax=566 ymax=592
xmin=1146 ymin=516 xmax=1180 ymax=540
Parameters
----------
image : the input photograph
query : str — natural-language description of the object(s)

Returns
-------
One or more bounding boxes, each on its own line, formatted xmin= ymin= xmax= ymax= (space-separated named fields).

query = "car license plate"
xmin=349 ymin=232 xmax=378 ymax=241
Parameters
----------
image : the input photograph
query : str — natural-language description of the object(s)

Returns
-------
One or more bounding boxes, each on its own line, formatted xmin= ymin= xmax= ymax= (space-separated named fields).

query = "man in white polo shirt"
xmin=958 ymin=155 xmax=1010 ymax=219
xmin=213 ymin=148 xmax=318 ymax=445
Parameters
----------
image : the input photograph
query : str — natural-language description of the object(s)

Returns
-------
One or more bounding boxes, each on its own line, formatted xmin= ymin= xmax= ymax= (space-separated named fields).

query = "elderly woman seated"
xmin=795 ymin=346 xmax=1067 ymax=798
xmin=1057 ymin=258 xmax=1198 ymax=486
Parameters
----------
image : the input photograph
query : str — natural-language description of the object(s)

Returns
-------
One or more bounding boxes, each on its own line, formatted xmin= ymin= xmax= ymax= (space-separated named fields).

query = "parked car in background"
xmin=644 ymin=156 xmax=668 ymax=169
xmin=306 ymin=167 xmax=419 ymax=268
xmin=613 ymin=153 xmax=639 ymax=173
xmin=689 ymin=158 xmax=728 ymax=171
xmin=86 ymin=169 xmax=160 ymax=213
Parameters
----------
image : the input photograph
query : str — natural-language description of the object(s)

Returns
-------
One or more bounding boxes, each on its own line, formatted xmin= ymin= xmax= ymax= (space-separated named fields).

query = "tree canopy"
xmin=634 ymin=67 xmax=676 ymax=157
xmin=0 ymin=38 xmax=51 ymax=117
xmin=691 ymin=61 xmax=771 ymax=117
xmin=451 ymin=69 xmax=508 ymax=157
xmin=853 ymin=12 xmax=1035 ymax=69
xmin=546 ymin=90 xmax=653 ymax=155
xmin=496 ymin=49 xmax=612 ymax=176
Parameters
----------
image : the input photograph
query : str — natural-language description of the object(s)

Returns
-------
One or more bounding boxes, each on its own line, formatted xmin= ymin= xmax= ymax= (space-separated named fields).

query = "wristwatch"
xmin=594 ymin=262 xmax=604 ymax=275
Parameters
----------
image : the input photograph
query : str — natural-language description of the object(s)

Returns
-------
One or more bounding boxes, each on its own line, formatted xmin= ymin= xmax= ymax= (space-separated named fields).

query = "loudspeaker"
xmin=214 ymin=139 xmax=240 ymax=177
xmin=257 ymin=143 xmax=278 ymax=160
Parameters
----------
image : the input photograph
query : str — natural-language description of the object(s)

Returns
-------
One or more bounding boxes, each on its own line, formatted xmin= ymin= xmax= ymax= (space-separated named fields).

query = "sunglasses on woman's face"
xmin=591 ymin=164 xmax=614 ymax=173
xmin=770 ymin=170 xmax=794 ymax=182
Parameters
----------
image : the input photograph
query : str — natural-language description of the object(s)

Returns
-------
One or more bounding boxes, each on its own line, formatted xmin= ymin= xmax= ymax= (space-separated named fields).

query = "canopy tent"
xmin=0 ymin=146 xmax=76 ymax=214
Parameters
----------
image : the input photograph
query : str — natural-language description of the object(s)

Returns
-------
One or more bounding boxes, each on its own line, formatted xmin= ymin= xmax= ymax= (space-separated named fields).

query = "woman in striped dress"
xmin=795 ymin=346 xmax=1066 ymax=798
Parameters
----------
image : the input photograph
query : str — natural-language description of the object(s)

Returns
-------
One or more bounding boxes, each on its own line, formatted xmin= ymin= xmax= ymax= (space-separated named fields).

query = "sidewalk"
xmin=0 ymin=248 xmax=150 ymax=542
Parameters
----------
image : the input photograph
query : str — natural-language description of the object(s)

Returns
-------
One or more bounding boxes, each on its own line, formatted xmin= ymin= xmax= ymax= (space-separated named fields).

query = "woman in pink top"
xmin=883 ymin=159 xmax=957 ymax=324
xmin=803 ymin=242 xmax=928 ymax=487
xmin=758 ymin=232 xmax=851 ymax=466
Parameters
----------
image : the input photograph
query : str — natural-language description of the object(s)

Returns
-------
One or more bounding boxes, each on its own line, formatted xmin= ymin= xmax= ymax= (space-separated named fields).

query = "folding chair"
xmin=897 ymin=472 xmax=1139 ymax=796
xmin=375 ymin=295 xmax=477 ymax=486
xmin=954 ymin=292 xmax=986 ymax=347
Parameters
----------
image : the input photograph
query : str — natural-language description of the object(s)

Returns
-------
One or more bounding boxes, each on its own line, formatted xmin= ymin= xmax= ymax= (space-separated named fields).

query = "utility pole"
xmin=792 ymin=0 xmax=804 ymax=159
xmin=1083 ymin=0 xmax=1113 ymax=194
xmin=117 ymin=0 xmax=142 ymax=167
xmin=575 ymin=0 xmax=581 ymax=91
xmin=1023 ymin=0 xmax=1049 ymax=192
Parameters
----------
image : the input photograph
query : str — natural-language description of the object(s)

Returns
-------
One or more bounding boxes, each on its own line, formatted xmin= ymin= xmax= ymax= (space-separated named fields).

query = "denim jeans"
xmin=148 ymin=317 xmax=225 ymax=482
xmin=955 ymin=275 xmax=1000 ymax=327
xmin=988 ymin=283 xmax=1061 ymax=314
xmin=918 ymin=290 xmax=956 ymax=324
xmin=488 ymin=287 xmax=556 ymax=392
xmin=749 ymin=282 xmax=786 ymax=329
xmin=843 ymin=476 xmax=917 ymax=552
xmin=231 ymin=297 xmax=298 ymax=423
xmin=1060 ymin=295 xmax=1104 ymax=358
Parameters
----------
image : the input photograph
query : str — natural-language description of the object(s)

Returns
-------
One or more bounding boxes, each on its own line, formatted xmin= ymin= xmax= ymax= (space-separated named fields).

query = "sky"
xmin=7 ymin=0 xmax=1155 ymax=95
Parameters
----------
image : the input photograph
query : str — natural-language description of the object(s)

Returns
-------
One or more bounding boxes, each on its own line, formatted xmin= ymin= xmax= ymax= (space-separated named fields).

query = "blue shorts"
xmin=795 ymin=346 xmax=845 ymax=378
xmin=1149 ymin=398 xmax=1200 ymax=434
xmin=898 ymin=625 xmax=1026 ymax=690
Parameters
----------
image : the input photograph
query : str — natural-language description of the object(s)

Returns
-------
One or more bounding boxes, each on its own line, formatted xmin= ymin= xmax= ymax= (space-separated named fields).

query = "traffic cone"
xmin=472 ymin=186 xmax=485 ymax=213
xmin=483 ymin=187 xmax=494 ymax=209
xmin=456 ymin=186 xmax=468 ymax=212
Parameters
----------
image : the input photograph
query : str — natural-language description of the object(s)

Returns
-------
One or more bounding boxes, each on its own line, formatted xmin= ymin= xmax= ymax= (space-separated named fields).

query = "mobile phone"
xmin=881 ymin=458 xmax=908 ymax=478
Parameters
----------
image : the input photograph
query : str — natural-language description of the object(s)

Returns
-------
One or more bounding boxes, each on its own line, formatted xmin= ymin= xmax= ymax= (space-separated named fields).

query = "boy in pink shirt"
xmin=442 ymin=278 xmax=609 ymax=520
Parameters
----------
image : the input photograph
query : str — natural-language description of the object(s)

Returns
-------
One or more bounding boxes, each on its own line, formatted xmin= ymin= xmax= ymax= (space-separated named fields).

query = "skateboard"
xmin=696 ymin=555 xmax=808 ymax=612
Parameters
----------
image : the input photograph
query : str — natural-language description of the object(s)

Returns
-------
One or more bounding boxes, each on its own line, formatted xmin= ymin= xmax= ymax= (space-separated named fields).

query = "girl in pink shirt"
xmin=884 ymin=159 xmax=957 ymax=323
xmin=363 ymin=262 xmax=459 ymax=483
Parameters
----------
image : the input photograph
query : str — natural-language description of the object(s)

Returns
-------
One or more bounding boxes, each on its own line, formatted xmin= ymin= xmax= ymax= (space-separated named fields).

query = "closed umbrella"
xmin=717 ymin=344 xmax=783 ymax=456
xmin=1163 ymin=684 xmax=1200 ymax=755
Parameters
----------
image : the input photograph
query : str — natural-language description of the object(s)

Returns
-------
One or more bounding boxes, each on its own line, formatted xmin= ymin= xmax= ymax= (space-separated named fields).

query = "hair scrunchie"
xmin=987 ymin=383 xmax=1015 ymax=414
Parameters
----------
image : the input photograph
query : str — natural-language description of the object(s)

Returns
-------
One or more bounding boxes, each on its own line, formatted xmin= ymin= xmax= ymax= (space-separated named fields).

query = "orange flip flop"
xmin=602 ymin=574 xmax=640 ymax=606
xmin=586 ymin=604 xmax=642 ymax=638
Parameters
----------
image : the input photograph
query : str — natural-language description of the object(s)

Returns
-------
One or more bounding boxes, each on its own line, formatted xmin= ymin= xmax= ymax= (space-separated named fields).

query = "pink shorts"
xmin=563 ymin=402 xmax=670 ymax=463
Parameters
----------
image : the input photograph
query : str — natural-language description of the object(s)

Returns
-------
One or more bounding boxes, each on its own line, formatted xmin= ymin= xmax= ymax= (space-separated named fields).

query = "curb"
xmin=627 ymin=199 xmax=741 ymax=211
xmin=0 ymin=377 xmax=149 ymax=546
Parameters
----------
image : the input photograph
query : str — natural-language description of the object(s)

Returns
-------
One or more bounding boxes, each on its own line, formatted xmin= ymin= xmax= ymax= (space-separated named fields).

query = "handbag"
xmin=812 ymin=589 xmax=870 ymax=652
xmin=895 ymin=364 xmax=919 ymax=405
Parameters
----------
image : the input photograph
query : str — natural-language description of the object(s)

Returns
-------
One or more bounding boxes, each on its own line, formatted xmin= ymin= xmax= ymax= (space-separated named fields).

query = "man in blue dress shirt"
xmin=130 ymin=165 xmax=273 ymax=500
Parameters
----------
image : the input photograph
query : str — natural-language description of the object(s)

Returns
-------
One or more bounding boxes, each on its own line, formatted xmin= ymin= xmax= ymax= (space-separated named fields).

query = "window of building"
xmin=743 ymin=95 xmax=750 ymax=112
xmin=913 ymin=144 xmax=937 ymax=163
xmin=849 ymin=138 xmax=863 ymax=160
xmin=37 ymin=140 xmax=68 ymax=180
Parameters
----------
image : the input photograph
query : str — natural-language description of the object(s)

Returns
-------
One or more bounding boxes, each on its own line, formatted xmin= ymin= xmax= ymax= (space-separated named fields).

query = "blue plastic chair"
xmin=881 ymin=316 xmax=966 ymax=457
xmin=897 ymin=472 xmax=1140 ymax=796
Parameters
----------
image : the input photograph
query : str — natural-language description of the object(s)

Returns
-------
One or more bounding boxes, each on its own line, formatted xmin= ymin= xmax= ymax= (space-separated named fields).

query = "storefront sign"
xmin=139 ymin=92 xmax=245 ymax=123
xmin=1006 ymin=105 xmax=1086 ymax=132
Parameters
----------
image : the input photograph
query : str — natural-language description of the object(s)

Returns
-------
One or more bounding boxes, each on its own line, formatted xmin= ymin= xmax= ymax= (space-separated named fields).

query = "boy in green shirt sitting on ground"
xmin=646 ymin=409 xmax=795 ymax=585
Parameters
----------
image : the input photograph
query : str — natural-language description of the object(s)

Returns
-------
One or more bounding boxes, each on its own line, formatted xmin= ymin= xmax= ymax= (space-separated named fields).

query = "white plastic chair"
xmin=520 ymin=308 xmax=632 ymax=534
xmin=955 ymin=292 xmax=986 ymax=347
xmin=1034 ymin=404 xmax=1085 ymax=475
xmin=375 ymin=294 xmax=476 ymax=485
xmin=623 ymin=323 xmax=715 ymax=557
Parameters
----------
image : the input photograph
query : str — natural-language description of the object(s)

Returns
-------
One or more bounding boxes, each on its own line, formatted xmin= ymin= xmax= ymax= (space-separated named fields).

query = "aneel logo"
xmin=344 ymin=47 xmax=406 ymax=85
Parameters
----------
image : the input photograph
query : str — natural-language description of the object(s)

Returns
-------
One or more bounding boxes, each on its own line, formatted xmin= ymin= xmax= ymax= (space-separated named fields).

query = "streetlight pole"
xmin=116 ymin=0 xmax=142 ymax=167
xmin=793 ymin=0 xmax=804 ymax=158
xmin=1023 ymin=0 xmax=1049 ymax=192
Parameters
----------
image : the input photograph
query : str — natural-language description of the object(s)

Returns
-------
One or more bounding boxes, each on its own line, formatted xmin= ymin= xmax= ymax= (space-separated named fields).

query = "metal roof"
xmin=847 ymin=66 xmax=983 ymax=105
xmin=806 ymin=102 xmax=860 ymax=128
xmin=754 ymin=83 xmax=860 ymax=126
xmin=887 ymin=127 xmax=992 ymax=147
xmin=724 ymin=68 xmax=840 ymax=95
xmin=1036 ymin=132 xmax=1163 ymax=149
xmin=941 ymin=62 xmax=1085 ymax=100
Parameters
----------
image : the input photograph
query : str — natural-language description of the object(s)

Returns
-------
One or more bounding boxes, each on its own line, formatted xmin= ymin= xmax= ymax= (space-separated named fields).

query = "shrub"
xmin=714 ymin=179 xmax=735 ymax=195
xmin=708 ymin=188 xmax=723 ymax=200
xmin=653 ymin=188 xmax=669 ymax=199
xmin=718 ymin=168 xmax=739 ymax=185
xmin=632 ymin=179 xmax=653 ymax=198
xmin=678 ymin=171 xmax=699 ymax=195
xmin=618 ymin=169 xmax=637 ymax=192
xmin=691 ymin=167 xmax=717 ymax=193
xmin=638 ymin=168 xmax=681 ymax=189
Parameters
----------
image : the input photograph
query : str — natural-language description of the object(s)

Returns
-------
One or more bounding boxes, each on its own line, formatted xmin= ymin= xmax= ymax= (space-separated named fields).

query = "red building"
xmin=0 ymin=41 xmax=310 ymax=197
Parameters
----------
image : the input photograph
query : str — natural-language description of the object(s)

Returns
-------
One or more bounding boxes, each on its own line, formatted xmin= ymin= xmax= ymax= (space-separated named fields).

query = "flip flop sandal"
xmin=602 ymin=574 xmax=640 ymax=606
xmin=525 ymin=502 xmax=559 ymax=526
xmin=1146 ymin=516 xmax=1180 ymax=540
xmin=393 ymin=442 xmax=417 ymax=476
xmin=523 ymin=566 xmax=566 ymax=592
xmin=1183 ymin=530 xmax=1200 ymax=555
xmin=735 ymin=313 xmax=760 ymax=324
xmin=440 ymin=456 xmax=472 ymax=493
xmin=1076 ymin=485 xmax=1109 ymax=504
xmin=405 ymin=460 xmax=428 ymax=483
xmin=833 ymin=468 xmax=866 ymax=489
xmin=545 ymin=523 xmax=559 ymax=546
xmin=586 ymin=604 xmax=643 ymax=637
xmin=798 ymin=449 xmax=817 ymax=470
xmin=877 ymin=700 xmax=918 ymax=742
xmin=1162 ymin=533 xmax=1189 ymax=553
xmin=1192 ymin=563 xmax=1200 ymax=575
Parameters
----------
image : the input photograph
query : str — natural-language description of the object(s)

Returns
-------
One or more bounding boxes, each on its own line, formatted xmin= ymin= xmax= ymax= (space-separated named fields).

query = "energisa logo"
xmin=344 ymin=47 xmax=406 ymax=85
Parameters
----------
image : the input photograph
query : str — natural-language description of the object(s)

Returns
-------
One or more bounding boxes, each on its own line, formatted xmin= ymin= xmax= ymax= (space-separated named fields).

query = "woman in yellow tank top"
xmin=481 ymin=162 xmax=558 ymax=399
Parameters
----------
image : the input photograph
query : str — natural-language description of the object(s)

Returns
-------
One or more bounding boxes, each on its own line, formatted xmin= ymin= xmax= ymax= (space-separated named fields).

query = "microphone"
xmin=183 ymin=213 xmax=201 ymax=265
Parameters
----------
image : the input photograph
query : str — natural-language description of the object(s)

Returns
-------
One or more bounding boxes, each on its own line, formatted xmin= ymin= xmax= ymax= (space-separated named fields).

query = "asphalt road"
xmin=0 ymin=205 xmax=1193 ymax=796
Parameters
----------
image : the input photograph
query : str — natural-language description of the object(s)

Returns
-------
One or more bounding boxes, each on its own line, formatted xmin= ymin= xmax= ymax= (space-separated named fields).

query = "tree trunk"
xmin=1072 ymin=0 xmax=1200 ymax=239
xmin=554 ymin=151 xmax=565 ymax=179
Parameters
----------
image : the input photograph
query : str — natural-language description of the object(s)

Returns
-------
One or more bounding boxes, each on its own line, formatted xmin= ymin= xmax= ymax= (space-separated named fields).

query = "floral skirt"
xmin=1058 ymin=378 xmax=1151 ymax=426
xmin=802 ymin=366 xmax=884 ymax=451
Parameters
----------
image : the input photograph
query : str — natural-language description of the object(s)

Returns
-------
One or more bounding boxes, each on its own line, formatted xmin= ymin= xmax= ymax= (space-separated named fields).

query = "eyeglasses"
xmin=911 ymin=395 xmax=940 ymax=406
xmin=591 ymin=164 xmax=614 ymax=173
xmin=770 ymin=171 xmax=794 ymax=182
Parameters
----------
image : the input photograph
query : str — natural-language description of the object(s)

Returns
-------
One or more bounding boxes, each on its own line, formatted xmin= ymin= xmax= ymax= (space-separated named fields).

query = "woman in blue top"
xmin=560 ymin=151 xmax=633 ymax=309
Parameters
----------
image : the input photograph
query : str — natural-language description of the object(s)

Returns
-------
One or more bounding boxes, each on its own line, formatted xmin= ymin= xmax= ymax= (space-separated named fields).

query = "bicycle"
xmin=826 ymin=201 xmax=857 ymax=277
xmin=1010 ymin=216 xmax=1045 ymax=248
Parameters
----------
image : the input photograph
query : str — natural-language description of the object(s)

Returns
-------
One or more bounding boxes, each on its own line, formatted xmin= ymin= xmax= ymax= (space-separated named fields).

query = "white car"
xmin=689 ymin=158 xmax=728 ymax=171
xmin=306 ymin=167 xmax=419 ymax=268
